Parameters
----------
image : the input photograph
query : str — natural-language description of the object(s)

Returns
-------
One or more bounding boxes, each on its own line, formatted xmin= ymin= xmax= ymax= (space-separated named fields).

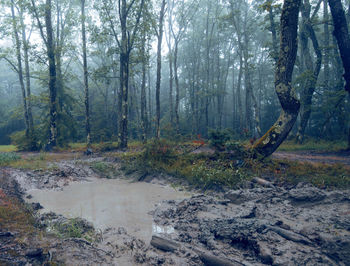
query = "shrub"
xmin=10 ymin=130 xmax=38 ymax=151
xmin=142 ymin=139 xmax=176 ymax=163
xmin=225 ymin=141 xmax=248 ymax=158
xmin=208 ymin=129 xmax=230 ymax=151
xmin=187 ymin=161 xmax=247 ymax=190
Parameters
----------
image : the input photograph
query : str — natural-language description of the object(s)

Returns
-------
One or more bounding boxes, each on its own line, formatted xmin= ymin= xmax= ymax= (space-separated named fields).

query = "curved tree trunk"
xmin=253 ymin=0 xmax=301 ymax=157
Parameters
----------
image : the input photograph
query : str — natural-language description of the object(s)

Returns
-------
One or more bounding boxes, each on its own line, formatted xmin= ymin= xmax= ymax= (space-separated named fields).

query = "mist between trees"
xmin=0 ymin=0 xmax=349 ymax=154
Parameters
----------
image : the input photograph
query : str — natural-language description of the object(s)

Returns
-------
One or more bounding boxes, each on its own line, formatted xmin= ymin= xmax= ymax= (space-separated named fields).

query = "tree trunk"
xmin=10 ymin=0 xmax=30 ymax=139
xmin=19 ymin=6 xmax=36 ymax=148
xmin=119 ymin=0 xmax=129 ymax=148
xmin=174 ymin=41 xmax=180 ymax=134
xmin=253 ymin=0 xmax=301 ymax=157
xmin=323 ymin=0 xmax=330 ymax=89
xmin=237 ymin=54 xmax=243 ymax=132
xmin=296 ymin=0 xmax=322 ymax=143
xmin=81 ymin=0 xmax=91 ymax=147
xmin=155 ymin=0 xmax=166 ymax=139
xmin=141 ymin=20 xmax=148 ymax=143
xmin=45 ymin=0 xmax=58 ymax=149
xmin=328 ymin=0 xmax=350 ymax=149
xmin=167 ymin=8 xmax=174 ymax=127
xmin=328 ymin=0 xmax=350 ymax=94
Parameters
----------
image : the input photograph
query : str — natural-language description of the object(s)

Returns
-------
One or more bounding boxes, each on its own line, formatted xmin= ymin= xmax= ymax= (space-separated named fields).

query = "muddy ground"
xmin=0 ymin=153 xmax=349 ymax=265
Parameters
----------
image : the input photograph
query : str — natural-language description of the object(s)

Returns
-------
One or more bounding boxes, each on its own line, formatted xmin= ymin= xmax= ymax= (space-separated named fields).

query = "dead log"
xmin=267 ymin=226 xmax=312 ymax=245
xmin=151 ymin=235 xmax=240 ymax=266
xmin=150 ymin=235 xmax=180 ymax=252
xmin=193 ymin=248 xmax=239 ymax=266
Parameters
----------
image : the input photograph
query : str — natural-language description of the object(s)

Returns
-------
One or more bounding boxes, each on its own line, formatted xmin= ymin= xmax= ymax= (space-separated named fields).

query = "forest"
xmin=0 ymin=0 xmax=350 ymax=265
xmin=0 ymin=0 xmax=348 ymax=152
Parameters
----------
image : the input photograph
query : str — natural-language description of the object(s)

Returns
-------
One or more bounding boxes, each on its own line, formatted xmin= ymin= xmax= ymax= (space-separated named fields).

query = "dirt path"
xmin=273 ymin=150 xmax=350 ymax=166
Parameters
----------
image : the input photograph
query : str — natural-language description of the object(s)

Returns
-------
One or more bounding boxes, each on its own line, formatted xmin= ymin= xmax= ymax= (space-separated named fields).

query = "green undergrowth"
xmin=247 ymin=158 xmax=350 ymax=189
xmin=118 ymin=139 xmax=251 ymax=190
xmin=0 ymin=152 xmax=21 ymax=166
xmin=116 ymin=139 xmax=350 ymax=190
xmin=90 ymin=161 xmax=120 ymax=179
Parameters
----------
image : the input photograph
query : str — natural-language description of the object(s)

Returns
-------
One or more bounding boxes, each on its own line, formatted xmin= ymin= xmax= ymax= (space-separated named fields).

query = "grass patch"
xmin=248 ymin=158 xmax=350 ymax=189
xmin=0 ymin=145 xmax=17 ymax=152
xmin=278 ymin=140 xmax=347 ymax=152
xmin=47 ymin=217 xmax=97 ymax=242
xmin=115 ymin=139 xmax=350 ymax=191
xmin=0 ymin=152 xmax=21 ymax=166
xmin=90 ymin=161 xmax=119 ymax=179
xmin=0 ymin=189 xmax=35 ymax=234
xmin=117 ymin=139 xmax=250 ymax=190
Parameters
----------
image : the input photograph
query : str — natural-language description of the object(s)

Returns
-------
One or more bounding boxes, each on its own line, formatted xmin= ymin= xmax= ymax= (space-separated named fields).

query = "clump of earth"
xmin=1 ymin=155 xmax=349 ymax=265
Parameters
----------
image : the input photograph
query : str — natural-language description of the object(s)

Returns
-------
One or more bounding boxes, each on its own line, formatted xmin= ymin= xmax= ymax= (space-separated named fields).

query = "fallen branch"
xmin=252 ymin=177 xmax=275 ymax=188
xmin=267 ymin=226 xmax=312 ymax=245
xmin=150 ymin=235 xmax=240 ymax=266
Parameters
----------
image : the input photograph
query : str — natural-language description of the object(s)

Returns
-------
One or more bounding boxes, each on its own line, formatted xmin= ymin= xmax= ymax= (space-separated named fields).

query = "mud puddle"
xmin=26 ymin=177 xmax=189 ymax=243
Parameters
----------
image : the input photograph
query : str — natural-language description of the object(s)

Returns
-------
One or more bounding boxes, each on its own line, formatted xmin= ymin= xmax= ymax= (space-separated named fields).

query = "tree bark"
xmin=296 ymin=0 xmax=322 ymax=143
xmin=10 ymin=0 xmax=30 ymax=139
xmin=155 ymin=0 xmax=166 ymax=139
xmin=117 ymin=0 xmax=144 ymax=148
xmin=81 ymin=0 xmax=91 ymax=147
xmin=45 ymin=0 xmax=58 ymax=149
xmin=174 ymin=41 xmax=180 ymax=134
xmin=328 ymin=0 xmax=350 ymax=94
xmin=119 ymin=0 xmax=129 ymax=148
xmin=328 ymin=0 xmax=350 ymax=149
xmin=323 ymin=0 xmax=330 ymax=89
xmin=141 ymin=17 xmax=148 ymax=143
xmin=253 ymin=0 xmax=301 ymax=157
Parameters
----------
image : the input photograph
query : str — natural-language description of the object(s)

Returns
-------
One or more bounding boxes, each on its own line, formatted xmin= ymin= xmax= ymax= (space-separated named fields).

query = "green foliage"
xmin=0 ymin=152 xmax=20 ymax=165
xmin=185 ymin=160 xmax=248 ymax=190
xmin=208 ymin=129 xmax=231 ymax=151
xmin=225 ymin=140 xmax=248 ymax=157
xmin=10 ymin=130 xmax=38 ymax=151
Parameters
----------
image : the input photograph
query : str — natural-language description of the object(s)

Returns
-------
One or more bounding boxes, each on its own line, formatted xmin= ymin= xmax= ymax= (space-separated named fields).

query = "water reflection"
xmin=152 ymin=224 xmax=175 ymax=235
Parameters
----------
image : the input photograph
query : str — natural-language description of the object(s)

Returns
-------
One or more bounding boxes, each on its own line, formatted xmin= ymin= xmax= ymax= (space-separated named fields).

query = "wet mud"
xmin=1 ymin=156 xmax=349 ymax=265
